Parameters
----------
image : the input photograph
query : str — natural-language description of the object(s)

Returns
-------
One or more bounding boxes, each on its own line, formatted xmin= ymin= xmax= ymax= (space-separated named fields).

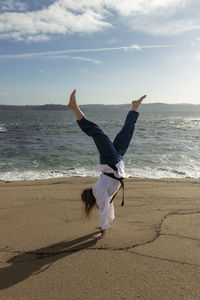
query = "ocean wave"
xmin=126 ymin=166 xmax=200 ymax=179
xmin=0 ymin=124 xmax=7 ymax=132
xmin=0 ymin=168 xmax=98 ymax=182
xmin=0 ymin=165 xmax=199 ymax=182
xmin=1 ymin=108 xmax=200 ymax=182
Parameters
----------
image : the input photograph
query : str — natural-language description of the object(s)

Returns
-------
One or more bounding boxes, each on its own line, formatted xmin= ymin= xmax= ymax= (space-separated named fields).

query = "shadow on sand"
xmin=0 ymin=231 xmax=99 ymax=290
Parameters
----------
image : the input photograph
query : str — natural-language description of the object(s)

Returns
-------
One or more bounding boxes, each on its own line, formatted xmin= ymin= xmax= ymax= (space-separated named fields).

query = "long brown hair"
xmin=81 ymin=188 xmax=96 ymax=218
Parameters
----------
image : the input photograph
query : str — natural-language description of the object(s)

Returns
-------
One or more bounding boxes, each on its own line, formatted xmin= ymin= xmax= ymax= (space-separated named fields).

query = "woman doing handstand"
xmin=68 ymin=89 xmax=146 ymax=238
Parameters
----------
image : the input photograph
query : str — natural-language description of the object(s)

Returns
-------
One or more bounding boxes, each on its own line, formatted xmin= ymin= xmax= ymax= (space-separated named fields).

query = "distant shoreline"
xmin=0 ymin=103 xmax=200 ymax=111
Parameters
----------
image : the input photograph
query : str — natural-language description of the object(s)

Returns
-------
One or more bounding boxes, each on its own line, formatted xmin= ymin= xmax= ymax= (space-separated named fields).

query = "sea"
xmin=0 ymin=104 xmax=200 ymax=181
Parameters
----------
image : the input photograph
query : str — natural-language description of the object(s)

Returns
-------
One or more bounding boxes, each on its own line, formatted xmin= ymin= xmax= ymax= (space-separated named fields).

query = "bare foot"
xmin=92 ymin=233 xmax=104 ymax=239
xmin=132 ymin=95 xmax=147 ymax=111
xmin=68 ymin=89 xmax=77 ymax=109
xmin=92 ymin=229 xmax=106 ymax=239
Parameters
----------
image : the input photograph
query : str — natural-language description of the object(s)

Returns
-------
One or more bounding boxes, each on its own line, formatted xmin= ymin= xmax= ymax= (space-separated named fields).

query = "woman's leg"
xmin=113 ymin=96 xmax=146 ymax=157
xmin=68 ymin=90 xmax=120 ymax=168
xmin=68 ymin=89 xmax=84 ymax=121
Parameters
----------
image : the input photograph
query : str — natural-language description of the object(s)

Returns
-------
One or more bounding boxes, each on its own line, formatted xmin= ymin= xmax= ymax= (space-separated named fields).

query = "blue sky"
xmin=0 ymin=0 xmax=200 ymax=105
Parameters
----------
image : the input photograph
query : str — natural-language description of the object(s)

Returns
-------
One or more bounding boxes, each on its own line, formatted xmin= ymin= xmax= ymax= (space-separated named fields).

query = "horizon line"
xmin=0 ymin=102 xmax=199 ymax=107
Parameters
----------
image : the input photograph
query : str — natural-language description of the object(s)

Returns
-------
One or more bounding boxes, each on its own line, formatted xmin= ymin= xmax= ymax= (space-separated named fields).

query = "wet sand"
xmin=0 ymin=177 xmax=200 ymax=300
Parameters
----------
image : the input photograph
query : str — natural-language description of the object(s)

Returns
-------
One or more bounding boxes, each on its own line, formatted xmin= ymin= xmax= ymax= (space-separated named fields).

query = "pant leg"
xmin=113 ymin=111 xmax=139 ymax=157
xmin=77 ymin=117 xmax=121 ymax=168
xmin=109 ymin=202 xmax=115 ymax=222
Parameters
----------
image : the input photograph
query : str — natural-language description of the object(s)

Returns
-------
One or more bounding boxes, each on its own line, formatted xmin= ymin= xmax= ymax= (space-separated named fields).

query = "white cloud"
xmin=0 ymin=0 xmax=199 ymax=41
xmin=1 ymin=0 xmax=27 ymax=12
xmin=27 ymin=34 xmax=50 ymax=42
xmin=0 ymin=1 xmax=111 ymax=41
xmin=46 ymin=55 xmax=102 ymax=64
xmin=130 ymin=17 xmax=200 ymax=36
xmin=0 ymin=91 xmax=9 ymax=95
xmin=57 ymin=0 xmax=185 ymax=15
xmin=0 ymin=47 xmax=102 ymax=64
xmin=80 ymin=68 xmax=89 ymax=73
xmin=71 ymin=56 xmax=101 ymax=64
xmin=108 ymin=0 xmax=185 ymax=15
xmin=0 ymin=44 xmax=171 ymax=60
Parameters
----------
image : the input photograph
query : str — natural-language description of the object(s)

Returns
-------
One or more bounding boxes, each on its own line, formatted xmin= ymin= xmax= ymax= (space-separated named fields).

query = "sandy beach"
xmin=0 ymin=177 xmax=200 ymax=300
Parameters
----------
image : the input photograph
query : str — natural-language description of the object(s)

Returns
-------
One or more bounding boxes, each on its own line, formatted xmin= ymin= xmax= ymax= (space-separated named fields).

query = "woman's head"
xmin=81 ymin=188 xmax=96 ymax=218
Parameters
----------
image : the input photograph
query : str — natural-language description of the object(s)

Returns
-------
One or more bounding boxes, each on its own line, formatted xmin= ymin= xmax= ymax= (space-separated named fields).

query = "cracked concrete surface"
xmin=0 ymin=177 xmax=200 ymax=299
xmin=1 ymin=210 xmax=200 ymax=266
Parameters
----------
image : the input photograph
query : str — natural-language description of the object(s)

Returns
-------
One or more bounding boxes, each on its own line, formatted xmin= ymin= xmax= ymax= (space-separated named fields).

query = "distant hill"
xmin=0 ymin=104 xmax=68 ymax=111
xmin=139 ymin=103 xmax=200 ymax=112
xmin=0 ymin=103 xmax=200 ymax=111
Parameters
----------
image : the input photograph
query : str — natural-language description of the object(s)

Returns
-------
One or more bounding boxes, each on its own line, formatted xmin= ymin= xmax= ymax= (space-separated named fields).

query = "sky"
xmin=0 ymin=0 xmax=200 ymax=105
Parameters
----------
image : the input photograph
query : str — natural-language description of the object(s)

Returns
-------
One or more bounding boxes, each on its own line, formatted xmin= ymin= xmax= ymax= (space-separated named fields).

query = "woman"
xmin=68 ymin=89 xmax=146 ymax=238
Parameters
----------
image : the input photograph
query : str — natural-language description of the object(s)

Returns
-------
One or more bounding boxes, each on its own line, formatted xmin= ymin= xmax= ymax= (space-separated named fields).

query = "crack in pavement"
xmin=125 ymin=250 xmax=200 ymax=268
xmin=161 ymin=233 xmax=200 ymax=242
xmin=1 ymin=210 xmax=200 ymax=266
xmin=88 ymin=209 xmax=200 ymax=251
